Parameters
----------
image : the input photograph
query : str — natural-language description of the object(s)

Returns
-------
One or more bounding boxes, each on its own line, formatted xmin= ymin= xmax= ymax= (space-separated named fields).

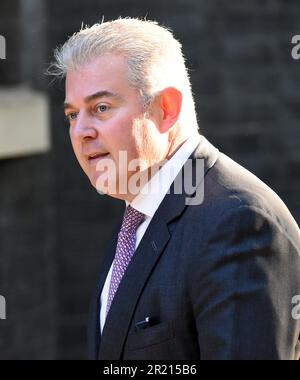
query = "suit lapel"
xmin=95 ymin=136 xmax=219 ymax=359
xmin=98 ymin=215 xmax=171 ymax=359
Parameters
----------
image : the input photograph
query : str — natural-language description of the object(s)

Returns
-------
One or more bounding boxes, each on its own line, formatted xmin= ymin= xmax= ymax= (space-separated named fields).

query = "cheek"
xmin=133 ymin=119 xmax=164 ymax=158
xmin=107 ymin=116 xmax=140 ymax=155
xmin=132 ymin=118 xmax=150 ymax=148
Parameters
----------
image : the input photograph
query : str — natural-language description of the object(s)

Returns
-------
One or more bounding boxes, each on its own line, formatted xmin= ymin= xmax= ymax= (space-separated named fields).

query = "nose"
xmin=71 ymin=111 xmax=97 ymax=141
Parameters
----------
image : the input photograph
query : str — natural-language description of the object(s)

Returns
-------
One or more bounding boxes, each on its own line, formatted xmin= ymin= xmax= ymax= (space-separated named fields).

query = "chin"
xmin=90 ymin=177 xmax=97 ymax=189
xmin=88 ymin=173 xmax=101 ymax=190
xmin=94 ymin=173 xmax=118 ymax=196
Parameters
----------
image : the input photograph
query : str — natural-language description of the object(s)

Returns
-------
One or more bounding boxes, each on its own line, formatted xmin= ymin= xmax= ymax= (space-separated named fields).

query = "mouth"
xmin=88 ymin=152 xmax=110 ymax=164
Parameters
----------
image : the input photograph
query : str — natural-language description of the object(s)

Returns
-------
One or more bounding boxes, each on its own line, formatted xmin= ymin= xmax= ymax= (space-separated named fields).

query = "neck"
xmin=165 ymin=126 xmax=198 ymax=160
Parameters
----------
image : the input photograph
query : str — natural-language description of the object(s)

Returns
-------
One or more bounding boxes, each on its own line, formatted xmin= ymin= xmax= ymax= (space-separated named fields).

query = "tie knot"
xmin=120 ymin=205 xmax=145 ymax=232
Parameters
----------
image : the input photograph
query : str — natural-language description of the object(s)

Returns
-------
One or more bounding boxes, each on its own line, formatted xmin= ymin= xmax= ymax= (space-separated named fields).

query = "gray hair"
xmin=49 ymin=18 xmax=198 ymax=127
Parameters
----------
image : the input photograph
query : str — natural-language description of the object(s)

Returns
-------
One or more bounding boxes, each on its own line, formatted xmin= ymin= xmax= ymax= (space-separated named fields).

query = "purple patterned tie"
xmin=106 ymin=205 xmax=145 ymax=315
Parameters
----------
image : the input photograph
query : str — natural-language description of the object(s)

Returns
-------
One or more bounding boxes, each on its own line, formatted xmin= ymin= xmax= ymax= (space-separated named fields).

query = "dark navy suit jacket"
xmin=87 ymin=135 xmax=300 ymax=360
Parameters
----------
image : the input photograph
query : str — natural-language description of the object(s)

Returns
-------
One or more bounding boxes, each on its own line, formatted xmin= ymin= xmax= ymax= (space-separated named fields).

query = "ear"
xmin=158 ymin=87 xmax=183 ymax=133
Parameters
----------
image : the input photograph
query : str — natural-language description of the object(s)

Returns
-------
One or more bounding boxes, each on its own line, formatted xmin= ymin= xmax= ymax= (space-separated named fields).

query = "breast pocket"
xmin=127 ymin=321 xmax=174 ymax=351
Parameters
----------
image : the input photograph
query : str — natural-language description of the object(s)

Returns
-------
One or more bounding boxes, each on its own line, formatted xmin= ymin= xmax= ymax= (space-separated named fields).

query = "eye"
xmin=96 ymin=104 xmax=109 ymax=113
xmin=65 ymin=112 xmax=78 ymax=122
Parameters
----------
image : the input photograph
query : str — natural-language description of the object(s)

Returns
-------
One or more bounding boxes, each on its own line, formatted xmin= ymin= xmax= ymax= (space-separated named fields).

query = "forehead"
xmin=65 ymin=54 xmax=130 ymax=102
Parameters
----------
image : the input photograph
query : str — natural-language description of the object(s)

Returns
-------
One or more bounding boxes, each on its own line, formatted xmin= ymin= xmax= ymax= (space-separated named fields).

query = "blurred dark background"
xmin=0 ymin=0 xmax=299 ymax=359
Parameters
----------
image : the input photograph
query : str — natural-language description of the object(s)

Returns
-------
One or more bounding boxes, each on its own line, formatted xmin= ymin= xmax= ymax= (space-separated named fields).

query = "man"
xmin=50 ymin=18 xmax=300 ymax=359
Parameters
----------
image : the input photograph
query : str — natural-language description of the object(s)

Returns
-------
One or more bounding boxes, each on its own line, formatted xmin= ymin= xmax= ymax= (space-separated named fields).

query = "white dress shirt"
xmin=99 ymin=133 xmax=201 ymax=333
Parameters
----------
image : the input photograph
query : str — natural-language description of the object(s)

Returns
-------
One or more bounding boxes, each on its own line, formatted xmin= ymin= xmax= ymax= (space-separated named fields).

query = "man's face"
xmin=64 ymin=54 xmax=168 ymax=201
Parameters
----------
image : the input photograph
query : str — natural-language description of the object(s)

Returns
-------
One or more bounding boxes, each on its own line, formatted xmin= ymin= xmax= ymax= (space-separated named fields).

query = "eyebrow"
xmin=63 ymin=90 xmax=120 ymax=111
